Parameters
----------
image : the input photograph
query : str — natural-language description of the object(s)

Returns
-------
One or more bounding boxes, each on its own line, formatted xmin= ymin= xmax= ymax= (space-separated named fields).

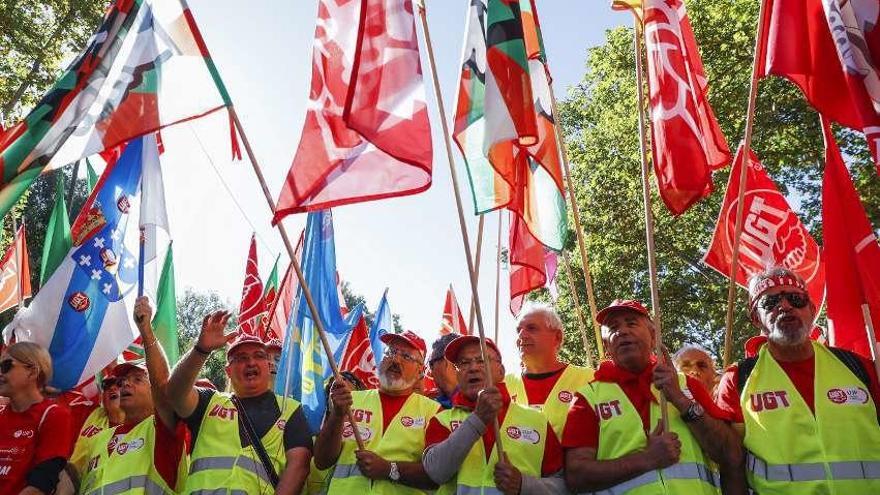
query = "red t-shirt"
xmin=561 ymin=360 xmax=729 ymax=450
xmin=106 ymin=417 xmax=187 ymax=489
xmin=57 ymin=390 xmax=100 ymax=448
xmin=0 ymin=398 xmax=72 ymax=495
xmin=379 ymin=392 xmax=413 ymax=431
xmin=519 ymin=366 xmax=568 ymax=405
xmin=424 ymin=384 xmax=563 ymax=476
xmin=715 ymin=348 xmax=880 ymax=422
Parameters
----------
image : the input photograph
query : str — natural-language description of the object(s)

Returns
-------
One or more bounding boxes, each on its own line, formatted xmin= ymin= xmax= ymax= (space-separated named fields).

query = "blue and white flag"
xmin=275 ymin=210 xmax=358 ymax=432
xmin=6 ymin=136 xmax=169 ymax=390
xmin=369 ymin=290 xmax=392 ymax=363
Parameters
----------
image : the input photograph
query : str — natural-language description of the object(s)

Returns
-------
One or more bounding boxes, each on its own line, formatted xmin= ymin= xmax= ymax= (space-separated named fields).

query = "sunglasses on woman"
xmin=0 ymin=358 xmax=23 ymax=374
xmin=759 ymin=291 xmax=810 ymax=311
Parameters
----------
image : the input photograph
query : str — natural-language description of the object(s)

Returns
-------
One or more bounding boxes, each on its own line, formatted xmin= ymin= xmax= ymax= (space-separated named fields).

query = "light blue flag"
xmin=369 ymin=290 xmax=392 ymax=364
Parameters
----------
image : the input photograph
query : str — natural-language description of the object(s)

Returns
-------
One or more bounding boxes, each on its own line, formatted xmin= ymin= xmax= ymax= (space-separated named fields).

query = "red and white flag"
xmin=237 ymin=235 xmax=265 ymax=337
xmin=822 ymin=119 xmax=880 ymax=358
xmin=339 ymin=313 xmax=379 ymax=389
xmin=0 ymin=225 xmax=32 ymax=313
xmin=640 ymin=0 xmax=731 ymax=215
xmin=509 ymin=213 xmax=557 ymax=315
xmin=273 ymin=0 xmax=432 ymax=221
xmin=760 ymin=0 xmax=880 ymax=172
xmin=265 ymin=234 xmax=304 ymax=342
xmin=703 ymin=146 xmax=825 ymax=307
xmin=440 ymin=285 xmax=469 ymax=336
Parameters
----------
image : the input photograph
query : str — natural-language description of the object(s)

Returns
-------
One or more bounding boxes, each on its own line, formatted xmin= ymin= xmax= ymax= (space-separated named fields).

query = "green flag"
xmin=40 ymin=173 xmax=71 ymax=286
xmin=86 ymin=158 xmax=99 ymax=192
xmin=153 ymin=245 xmax=179 ymax=364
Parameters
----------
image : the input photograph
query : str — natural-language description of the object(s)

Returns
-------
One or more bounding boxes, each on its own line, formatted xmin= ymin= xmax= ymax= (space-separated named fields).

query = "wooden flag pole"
xmin=633 ymin=21 xmax=668 ymax=429
xmin=417 ymin=0 xmax=503 ymax=457
xmin=494 ymin=212 xmax=503 ymax=342
xmin=468 ymin=215 xmax=485 ymax=331
xmin=547 ymin=83 xmax=604 ymax=359
xmin=862 ymin=304 xmax=880 ymax=384
xmin=10 ymin=216 xmax=23 ymax=309
xmin=229 ymin=107 xmax=365 ymax=450
xmin=722 ymin=0 xmax=769 ymax=368
xmin=562 ymin=252 xmax=594 ymax=368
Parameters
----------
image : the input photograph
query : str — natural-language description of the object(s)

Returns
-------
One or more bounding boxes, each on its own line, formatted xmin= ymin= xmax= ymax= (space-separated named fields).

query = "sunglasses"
xmin=759 ymin=291 xmax=810 ymax=311
xmin=0 ymin=358 xmax=25 ymax=374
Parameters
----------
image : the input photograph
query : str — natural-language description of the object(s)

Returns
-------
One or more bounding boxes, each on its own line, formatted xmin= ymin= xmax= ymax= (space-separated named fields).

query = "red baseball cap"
xmin=596 ymin=299 xmax=651 ymax=325
xmin=380 ymin=331 xmax=427 ymax=357
xmin=266 ymin=338 xmax=283 ymax=351
xmin=111 ymin=360 xmax=148 ymax=379
xmin=226 ymin=333 xmax=268 ymax=355
xmin=443 ymin=336 xmax=501 ymax=363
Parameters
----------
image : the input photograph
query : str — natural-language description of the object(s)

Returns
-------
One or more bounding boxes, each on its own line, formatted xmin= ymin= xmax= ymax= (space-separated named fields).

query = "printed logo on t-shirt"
xmin=827 ymin=387 xmax=870 ymax=406
xmin=449 ymin=420 xmax=462 ymax=432
xmin=749 ymin=391 xmax=791 ymax=412
xmin=400 ymin=416 xmax=425 ymax=428
xmin=208 ymin=404 xmax=238 ymax=421
xmin=506 ymin=426 xmax=541 ymax=444
xmin=115 ymin=437 xmax=145 ymax=456
xmin=594 ymin=400 xmax=624 ymax=420
xmin=13 ymin=429 xmax=33 ymax=439
xmin=342 ymin=423 xmax=373 ymax=442
xmin=0 ymin=465 xmax=10 ymax=477
xmin=81 ymin=424 xmax=103 ymax=438
xmin=558 ymin=390 xmax=574 ymax=403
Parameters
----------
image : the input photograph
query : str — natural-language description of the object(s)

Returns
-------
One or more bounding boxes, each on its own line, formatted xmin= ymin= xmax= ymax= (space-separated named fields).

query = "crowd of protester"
xmin=1 ymin=265 xmax=879 ymax=494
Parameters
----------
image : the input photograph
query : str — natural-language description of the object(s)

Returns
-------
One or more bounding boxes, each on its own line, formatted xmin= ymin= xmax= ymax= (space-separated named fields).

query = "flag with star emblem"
xmin=4 ymin=135 xmax=171 ymax=390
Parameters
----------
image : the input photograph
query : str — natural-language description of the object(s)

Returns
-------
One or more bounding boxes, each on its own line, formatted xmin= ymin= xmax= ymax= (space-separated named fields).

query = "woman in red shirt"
xmin=0 ymin=342 xmax=72 ymax=495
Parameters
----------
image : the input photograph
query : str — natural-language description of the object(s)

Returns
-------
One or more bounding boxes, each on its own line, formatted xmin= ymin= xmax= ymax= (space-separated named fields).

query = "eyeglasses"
xmin=384 ymin=347 xmax=422 ymax=365
xmin=228 ymin=351 xmax=269 ymax=364
xmin=0 ymin=358 xmax=29 ymax=375
xmin=454 ymin=357 xmax=498 ymax=370
xmin=759 ymin=291 xmax=810 ymax=312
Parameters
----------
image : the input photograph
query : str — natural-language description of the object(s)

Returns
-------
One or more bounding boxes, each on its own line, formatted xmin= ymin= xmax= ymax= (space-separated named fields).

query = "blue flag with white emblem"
xmin=275 ymin=210 xmax=359 ymax=432
xmin=5 ymin=136 xmax=170 ymax=390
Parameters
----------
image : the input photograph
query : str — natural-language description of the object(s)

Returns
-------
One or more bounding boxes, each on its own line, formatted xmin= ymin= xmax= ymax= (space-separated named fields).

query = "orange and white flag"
xmin=0 ymin=226 xmax=32 ymax=313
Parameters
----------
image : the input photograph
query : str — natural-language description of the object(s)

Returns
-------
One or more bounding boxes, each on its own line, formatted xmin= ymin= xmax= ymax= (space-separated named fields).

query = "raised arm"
xmin=166 ymin=310 xmax=231 ymax=419
xmin=133 ymin=296 xmax=174 ymax=429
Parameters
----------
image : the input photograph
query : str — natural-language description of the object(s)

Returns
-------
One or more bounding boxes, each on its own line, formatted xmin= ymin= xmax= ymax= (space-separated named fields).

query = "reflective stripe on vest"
xmin=331 ymin=464 xmax=361 ymax=479
xmin=189 ymin=455 xmax=272 ymax=485
xmin=452 ymin=486 xmax=504 ymax=495
xmin=84 ymin=474 xmax=166 ymax=495
xmin=188 ymin=490 xmax=249 ymax=495
xmin=591 ymin=463 xmax=716 ymax=495
xmin=747 ymin=453 xmax=880 ymax=482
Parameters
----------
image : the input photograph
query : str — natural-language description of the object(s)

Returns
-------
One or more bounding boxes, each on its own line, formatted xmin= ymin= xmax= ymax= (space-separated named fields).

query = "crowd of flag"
xmin=0 ymin=0 xmax=878 ymax=428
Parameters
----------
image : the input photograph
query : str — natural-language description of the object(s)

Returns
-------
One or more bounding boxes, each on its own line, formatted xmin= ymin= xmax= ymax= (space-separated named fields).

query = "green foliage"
xmin=340 ymin=281 xmax=404 ymax=333
xmin=176 ymin=288 xmax=238 ymax=391
xmin=556 ymin=0 xmax=880 ymax=366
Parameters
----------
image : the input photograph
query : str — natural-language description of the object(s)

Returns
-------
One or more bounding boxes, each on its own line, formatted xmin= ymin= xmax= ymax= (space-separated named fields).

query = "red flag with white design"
xmin=237 ymin=235 xmax=265 ymax=337
xmin=821 ymin=119 xmax=880 ymax=358
xmin=636 ymin=0 xmax=731 ymax=214
xmin=703 ymin=146 xmax=825 ymax=307
xmin=759 ymin=0 xmax=880 ymax=172
xmin=509 ymin=213 xmax=558 ymax=315
xmin=440 ymin=286 xmax=469 ymax=336
xmin=272 ymin=0 xmax=432 ymax=221
xmin=339 ymin=313 xmax=379 ymax=389
xmin=0 ymin=225 xmax=31 ymax=313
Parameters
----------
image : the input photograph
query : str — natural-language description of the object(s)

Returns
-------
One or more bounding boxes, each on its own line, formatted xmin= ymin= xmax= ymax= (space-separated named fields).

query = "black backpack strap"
xmin=828 ymin=347 xmax=872 ymax=391
xmin=736 ymin=356 xmax=759 ymax=396
xmin=232 ymin=395 xmax=280 ymax=488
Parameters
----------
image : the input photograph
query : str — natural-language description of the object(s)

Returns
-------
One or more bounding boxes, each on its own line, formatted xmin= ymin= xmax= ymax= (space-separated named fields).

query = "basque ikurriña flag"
xmin=4 ymin=136 xmax=170 ymax=390
xmin=272 ymin=0 xmax=432 ymax=221
xmin=0 ymin=0 xmax=231 ymax=219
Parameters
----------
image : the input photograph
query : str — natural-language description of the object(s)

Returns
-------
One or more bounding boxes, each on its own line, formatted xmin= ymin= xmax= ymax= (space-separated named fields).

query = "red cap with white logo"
xmin=596 ymin=299 xmax=651 ymax=325
xmin=381 ymin=331 xmax=427 ymax=358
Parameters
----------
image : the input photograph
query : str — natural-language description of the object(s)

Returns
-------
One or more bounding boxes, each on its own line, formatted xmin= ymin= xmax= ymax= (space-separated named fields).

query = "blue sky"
xmin=143 ymin=0 xmax=628 ymax=369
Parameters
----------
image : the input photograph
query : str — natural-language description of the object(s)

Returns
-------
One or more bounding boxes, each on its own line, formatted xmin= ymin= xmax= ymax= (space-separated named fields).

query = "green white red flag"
xmin=0 ymin=0 xmax=231 ymax=219
xmin=0 ymin=225 xmax=32 ymax=313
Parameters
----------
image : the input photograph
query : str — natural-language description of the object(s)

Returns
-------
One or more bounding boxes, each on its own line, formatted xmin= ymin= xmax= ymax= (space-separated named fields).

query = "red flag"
xmin=703 ymin=146 xmax=825 ymax=306
xmin=339 ymin=314 xmax=379 ymax=389
xmin=821 ymin=119 xmax=880 ymax=358
xmin=440 ymin=286 xmax=469 ymax=336
xmin=272 ymin=0 xmax=432 ymax=221
xmin=641 ymin=0 xmax=731 ymax=215
xmin=237 ymin=235 xmax=265 ymax=337
xmin=0 ymin=225 xmax=32 ymax=313
xmin=760 ymin=0 xmax=880 ymax=171
xmin=509 ymin=213 xmax=556 ymax=315
xmin=265 ymin=234 xmax=304 ymax=342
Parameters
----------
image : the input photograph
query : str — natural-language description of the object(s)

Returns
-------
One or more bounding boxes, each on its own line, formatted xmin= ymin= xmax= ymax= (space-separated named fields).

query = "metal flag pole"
xmin=468 ymin=215 xmax=485 ymax=331
xmin=494 ymin=212 xmax=503 ymax=342
xmin=632 ymin=19 xmax=668 ymax=429
xmin=722 ymin=0 xmax=769 ymax=368
xmin=562 ymin=252 xmax=594 ymax=368
xmin=417 ymin=0 xmax=503 ymax=457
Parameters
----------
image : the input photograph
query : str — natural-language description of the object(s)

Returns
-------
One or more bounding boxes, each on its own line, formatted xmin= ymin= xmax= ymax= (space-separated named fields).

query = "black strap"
xmin=231 ymin=395 xmax=280 ymax=487
xmin=736 ymin=356 xmax=759 ymax=396
xmin=736 ymin=348 xmax=872 ymax=394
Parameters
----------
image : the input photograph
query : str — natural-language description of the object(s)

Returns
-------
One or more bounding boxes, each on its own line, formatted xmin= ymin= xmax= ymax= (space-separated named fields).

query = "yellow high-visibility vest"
xmin=70 ymin=407 xmax=110 ymax=475
xmin=184 ymin=392 xmax=300 ymax=495
xmin=741 ymin=341 xmax=880 ymax=494
xmin=506 ymin=364 xmax=594 ymax=438
xmin=327 ymin=389 xmax=438 ymax=495
xmin=580 ymin=373 xmax=719 ymax=495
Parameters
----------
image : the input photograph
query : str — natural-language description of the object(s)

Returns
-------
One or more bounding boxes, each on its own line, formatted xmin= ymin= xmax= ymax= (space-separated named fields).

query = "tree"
xmin=555 ymin=0 xmax=880 ymax=365
xmin=339 ymin=281 xmax=404 ymax=333
xmin=176 ymin=288 xmax=238 ymax=391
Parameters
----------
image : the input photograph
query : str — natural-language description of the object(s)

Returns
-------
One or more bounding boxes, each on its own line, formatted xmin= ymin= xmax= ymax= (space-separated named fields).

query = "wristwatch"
xmin=389 ymin=461 xmax=401 ymax=481
xmin=682 ymin=401 xmax=705 ymax=423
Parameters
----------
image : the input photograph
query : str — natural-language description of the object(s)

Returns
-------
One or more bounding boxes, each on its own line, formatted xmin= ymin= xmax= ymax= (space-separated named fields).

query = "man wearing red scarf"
xmin=562 ymin=299 xmax=745 ymax=494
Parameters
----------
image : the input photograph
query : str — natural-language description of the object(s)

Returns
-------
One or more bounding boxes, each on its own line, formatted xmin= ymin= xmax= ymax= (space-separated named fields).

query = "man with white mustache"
xmin=716 ymin=267 xmax=880 ymax=493
xmin=314 ymin=331 xmax=440 ymax=494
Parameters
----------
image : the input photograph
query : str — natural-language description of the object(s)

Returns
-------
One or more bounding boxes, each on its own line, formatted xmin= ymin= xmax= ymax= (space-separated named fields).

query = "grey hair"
xmin=517 ymin=301 xmax=563 ymax=332
xmin=673 ymin=343 xmax=716 ymax=366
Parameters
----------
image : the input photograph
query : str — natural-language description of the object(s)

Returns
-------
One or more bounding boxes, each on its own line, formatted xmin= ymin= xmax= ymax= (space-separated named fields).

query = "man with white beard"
xmin=716 ymin=266 xmax=880 ymax=494
xmin=314 ymin=331 xmax=440 ymax=494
